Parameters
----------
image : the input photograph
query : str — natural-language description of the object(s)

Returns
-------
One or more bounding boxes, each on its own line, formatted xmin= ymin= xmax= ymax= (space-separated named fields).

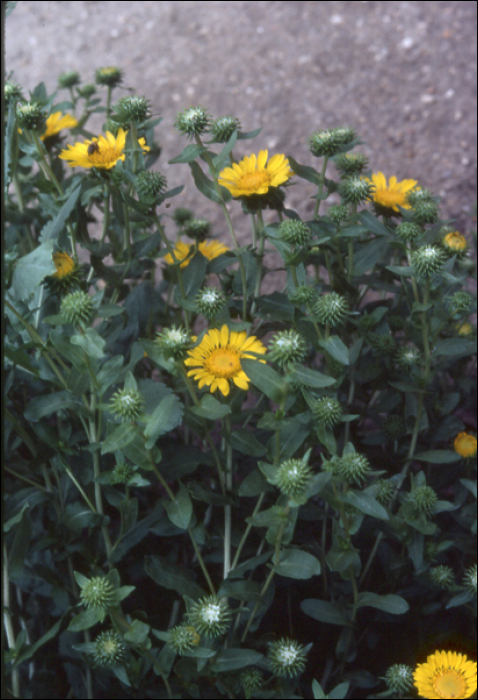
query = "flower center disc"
xmin=205 ymin=348 xmax=242 ymax=378
xmin=433 ymin=670 xmax=466 ymax=699
xmin=375 ymin=190 xmax=405 ymax=208
xmin=239 ymin=171 xmax=271 ymax=194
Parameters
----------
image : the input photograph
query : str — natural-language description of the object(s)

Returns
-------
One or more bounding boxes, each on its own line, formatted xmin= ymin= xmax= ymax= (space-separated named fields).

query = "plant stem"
xmin=313 ymin=157 xmax=328 ymax=219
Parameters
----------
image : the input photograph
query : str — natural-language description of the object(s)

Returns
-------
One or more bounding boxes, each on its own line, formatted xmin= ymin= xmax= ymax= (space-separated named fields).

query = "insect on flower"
xmin=87 ymin=141 xmax=100 ymax=156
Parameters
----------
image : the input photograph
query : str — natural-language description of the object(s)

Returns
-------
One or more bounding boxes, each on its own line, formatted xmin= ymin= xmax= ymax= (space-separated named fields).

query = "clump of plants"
xmin=4 ymin=58 xmax=477 ymax=700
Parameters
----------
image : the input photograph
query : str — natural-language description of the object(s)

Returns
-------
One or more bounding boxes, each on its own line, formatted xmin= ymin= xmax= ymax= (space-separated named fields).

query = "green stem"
xmin=153 ymin=215 xmax=190 ymax=330
xmin=250 ymin=210 xmax=266 ymax=319
xmin=223 ymin=415 xmax=234 ymax=580
xmin=313 ymin=157 xmax=328 ymax=219
xmin=3 ymin=544 xmax=21 ymax=698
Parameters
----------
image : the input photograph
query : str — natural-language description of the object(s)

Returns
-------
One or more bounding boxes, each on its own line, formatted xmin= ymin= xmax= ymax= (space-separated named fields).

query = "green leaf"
xmin=175 ymin=251 xmax=208 ymax=301
xmin=11 ymin=241 xmax=55 ymax=300
xmin=301 ymin=599 xmax=352 ymax=626
xmin=345 ymin=491 xmax=389 ymax=520
xmin=144 ymin=394 xmax=183 ymax=449
xmin=319 ymin=336 xmax=349 ymax=365
xmin=163 ymin=482 xmax=193 ymax=530
xmin=414 ymin=450 xmax=462 ymax=464
xmin=209 ymin=649 xmax=263 ymax=673
xmin=460 ymin=479 xmax=477 ymax=498
xmin=114 ymin=499 xmax=139 ymax=548
xmin=169 ymin=144 xmax=207 ymax=164
xmin=211 ymin=129 xmax=238 ymax=172
xmin=189 ymin=161 xmax=231 ymax=202
xmin=290 ymin=365 xmax=336 ymax=388
xmin=144 ymin=555 xmax=205 ymax=600
xmin=257 ymin=292 xmax=295 ymax=323
xmin=68 ymin=607 xmax=101 ymax=632
xmin=273 ymin=549 xmax=321 ymax=579
xmin=8 ymin=509 xmax=31 ymax=579
xmin=328 ymin=683 xmax=351 ymax=699
xmin=39 ymin=184 xmax=81 ymax=243
xmin=312 ymin=679 xmax=327 ymax=700
xmin=13 ymin=617 xmax=64 ymax=667
xmin=357 ymin=592 xmax=409 ymax=614
xmin=434 ymin=337 xmax=477 ymax=357
xmin=287 ymin=156 xmax=321 ymax=185
xmin=101 ymin=423 xmax=139 ymax=455
xmin=358 ymin=210 xmax=390 ymax=237
xmin=190 ymin=394 xmax=232 ymax=419
xmin=71 ymin=328 xmax=105 ymax=359
xmin=352 ymin=238 xmax=389 ymax=276
xmin=229 ymin=429 xmax=267 ymax=456
xmin=241 ymin=358 xmax=285 ymax=402
xmin=124 ymin=620 xmax=150 ymax=644
xmin=24 ymin=391 xmax=88 ymax=422
xmin=386 ymin=265 xmax=414 ymax=277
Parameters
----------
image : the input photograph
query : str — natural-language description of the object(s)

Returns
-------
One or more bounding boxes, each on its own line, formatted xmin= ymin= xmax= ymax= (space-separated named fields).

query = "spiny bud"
xmin=239 ymin=668 xmax=264 ymax=697
xmin=80 ymin=576 xmax=116 ymax=612
xmin=375 ymin=479 xmax=397 ymax=505
xmin=314 ymin=292 xmax=349 ymax=327
xmin=383 ymin=664 xmax=414 ymax=694
xmin=268 ymin=330 xmax=308 ymax=368
xmin=395 ymin=221 xmax=425 ymax=242
xmin=411 ymin=246 xmax=446 ymax=279
xmin=448 ymin=291 xmax=474 ymax=316
xmin=311 ymin=396 xmax=343 ymax=428
xmin=339 ymin=175 xmax=374 ymax=205
xmin=173 ymin=207 xmax=194 ymax=227
xmin=411 ymin=200 xmax=440 ymax=225
xmin=175 ymin=105 xmax=211 ymax=138
xmin=336 ymin=453 xmax=371 ymax=486
xmin=278 ymin=220 xmax=311 ymax=246
xmin=210 ymin=115 xmax=241 ymax=143
xmin=113 ymin=96 xmax=151 ymax=124
xmin=5 ymin=80 xmax=24 ymax=104
xmin=406 ymin=187 xmax=434 ymax=207
xmin=136 ymin=171 xmax=167 ymax=207
xmin=289 ymin=285 xmax=315 ymax=305
xmin=60 ymin=291 xmax=93 ymax=325
xmin=430 ymin=565 xmax=455 ymax=590
xmin=334 ymin=152 xmax=369 ymax=176
xmin=168 ymin=624 xmax=201 ymax=654
xmin=383 ymin=415 xmax=407 ymax=440
xmin=111 ymin=462 xmax=134 ymax=485
xmin=462 ymin=564 xmax=477 ymax=595
xmin=183 ymin=218 xmax=211 ymax=241
xmin=396 ymin=346 xmax=421 ymax=369
xmin=196 ymin=287 xmax=226 ymax=320
xmin=58 ymin=71 xmax=80 ymax=89
xmin=109 ymin=388 xmax=144 ymax=421
xmin=327 ymin=204 xmax=351 ymax=225
xmin=370 ymin=333 xmax=397 ymax=357
xmin=309 ymin=129 xmax=341 ymax=158
xmin=408 ymin=485 xmax=438 ymax=517
xmin=93 ymin=630 xmax=126 ymax=668
xmin=16 ymin=102 xmax=47 ymax=132
xmin=275 ymin=458 xmax=313 ymax=498
xmin=188 ymin=595 xmax=232 ymax=638
xmin=155 ymin=325 xmax=192 ymax=360
xmin=77 ymin=84 xmax=96 ymax=99
xmin=95 ymin=66 xmax=123 ymax=87
xmin=267 ymin=637 xmax=308 ymax=678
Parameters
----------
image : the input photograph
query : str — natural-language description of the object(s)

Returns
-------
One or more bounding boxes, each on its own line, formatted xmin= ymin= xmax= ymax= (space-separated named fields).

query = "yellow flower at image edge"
xmin=185 ymin=325 xmax=266 ymax=396
xmin=52 ymin=251 xmax=76 ymax=279
xmin=163 ymin=240 xmax=229 ymax=268
xmin=454 ymin=432 xmax=477 ymax=459
xmin=218 ymin=149 xmax=293 ymax=197
xmin=368 ymin=171 xmax=417 ymax=213
xmin=41 ymin=111 xmax=78 ymax=140
xmin=413 ymin=650 xmax=477 ymax=699
xmin=59 ymin=128 xmax=149 ymax=169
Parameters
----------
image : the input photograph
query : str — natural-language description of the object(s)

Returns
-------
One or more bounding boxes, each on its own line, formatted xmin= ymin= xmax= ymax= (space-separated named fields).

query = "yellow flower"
xmin=59 ymin=128 xmax=149 ymax=170
xmin=163 ymin=240 xmax=229 ymax=268
xmin=40 ymin=111 xmax=78 ymax=140
xmin=218 ymin=150 xmax=293 ymax=197
xmin=368 ymin=171 xmax=417 ymax=213
xmin=454 ymin=432 xmax=477 ymax=459
xmin=443 ymin=231 xmax=468 ymax=253
xmin=52 ymin=251 xmax=76 ymax=279
xmin=456 ymin=322 xmax=474 ymax=337
xmin=413 ymin=650 xmax=477 ymax=699
xmin=185 ymin=324 xmax=266 ymax=396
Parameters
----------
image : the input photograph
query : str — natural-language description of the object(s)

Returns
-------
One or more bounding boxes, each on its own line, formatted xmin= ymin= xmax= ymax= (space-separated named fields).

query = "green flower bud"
xmin=370 ymin=333 xmax=397 ymax=356
xmin=268 ymin=330 xmax=308 ymax=368
xmin=188 ymin=595 xmax=232 ymax=638
xmin=175 ymin=105 xmax=211 ymax=138
xmin=334 ymin=152 xmax=369 ymax=176
xmin=327 ymin=204 xmax=351 ymax=225
xmin=5 ymin=80 xmax=24 ymax=104
xmin=196 ymin=287 xmax=226 ymax=320
xmin=430 ymin=565 xmax=455 ymax=590
xmin=16 ymin=102 xmax=47 ymax=132
xmin=93 ymin=630 xmax=126 ymax=668
xmin=109 ymin=388 xmax=144 ymax=421
xmin=383 ymin=415 xmax=407 ymax=440
xmin=309 ymin=129 xmax=341 ymax=157
xmin=396 ymin=346 xmax=421 ymax=369
xmin=168 ymin=624 xmax=201 ymax=654
xmin=411 ymin=200 xmax=440 ymax=225
xmin=183 ymin=218 xmax=211 ymax=241
xmin=60 ymin=291 xmax=93 ymax=325
xmin=406 ymin=187 xmax=434 ymax=207
xmin=409 ymin=485 xmax=437 ymax=517
xmin=267 ymin=637 xmax=308 ymax=678
xmin=210 ymin=115 xmax=241 ymax=142
xmin=289 ymin=285 xmax=316 ymax=305
xmin=395 ymin=221 xmax=425 ymax=242
xmin=173 ymin=207 xmax=194 ymax=227
xmin=314 ymin=292 xmax=349 ymax=327
xmin=383 ymin=664 xmax=414 ymax=694
xmin=95 ymin=66 xmax=123 ymax=87
xmin=77 ymin=84 xmax=96 ymax=99
xmin=239 ymin=668 xmax=264 ymax=697
xmin=389 ymin=314 xmax=407 ymax=331
xmin=278 ymin=220 xmax=311 ymax=246
xmin=336 ymin=452 xmax=371 ymax=486
xmin=311 ymin=396 xmax=343 ymax=428
xmin=339 ymin=175 xmax=374 ymax=205
xmin=375 ymin=479 xmax=397 ymax=505
xmin=113 ymin=96 xmax=151 ymax=124
xmin=462 ymin=564 xmax=477 ymax=595
xmin=448 ymin=291 xmax=474 ymax=315
xmin=80 ymin=576 xmax=116 ymax=612
xmin=103 ymin=118 xmax=123 ymax=137
xmin=275 ymin=457 xmax=313 ymax=498
xmin=58 ymin=71 xmax=80 ymax=89
xmin=111 ymin=462 xmax=134 ymax=485
xmin=155 ymin=325 xmax=191 ymax=360
xmin=240 ymin=186 xmax=286 ymax=214
xmin=425 ymin=541 xmax=440 ymax=562
xmin=136 ymin=170 xmax=167 ymax=207
xmin=411 ymin=245 xmax=446 ymax=279
xmin=333 ymin=125 xmax=356 ymax=145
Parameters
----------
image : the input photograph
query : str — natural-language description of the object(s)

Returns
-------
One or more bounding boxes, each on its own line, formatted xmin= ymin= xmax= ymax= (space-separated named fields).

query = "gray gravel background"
xmin=6 ymin=0 xmax=478 ymax=239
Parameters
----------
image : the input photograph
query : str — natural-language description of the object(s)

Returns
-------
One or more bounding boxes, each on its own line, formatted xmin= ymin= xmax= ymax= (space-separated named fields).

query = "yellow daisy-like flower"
xmin=59 ymin=128 xmax=149 ymax=170
xmin=443 ymin=231 xmax=468 ymax=253
xmin=454 ymin=432 xmax=477 ymax=459
xmin=185 ymin=324 xmax=266 ymax=396
xmin=40 ymin=111 xmax=78 ymax=141
xmin=456 ymin=322 xmax=474 ymax=337
xmin=163 ymin=240 xmax=229 ymax=268
xmin=368 ymin=171 xmax=417 ymax=213
xmin=218 ymin=149 xmax=293 ymax=197
xmin=413 ymin=650 xmax=477 ymax=699
xmin=52 ymin=251 xmax=76 ymax=279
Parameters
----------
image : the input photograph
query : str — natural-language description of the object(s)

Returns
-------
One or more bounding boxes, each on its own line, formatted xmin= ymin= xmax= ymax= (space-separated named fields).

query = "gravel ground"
xmin=6 ymin=0 xmax=477 ymax=241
